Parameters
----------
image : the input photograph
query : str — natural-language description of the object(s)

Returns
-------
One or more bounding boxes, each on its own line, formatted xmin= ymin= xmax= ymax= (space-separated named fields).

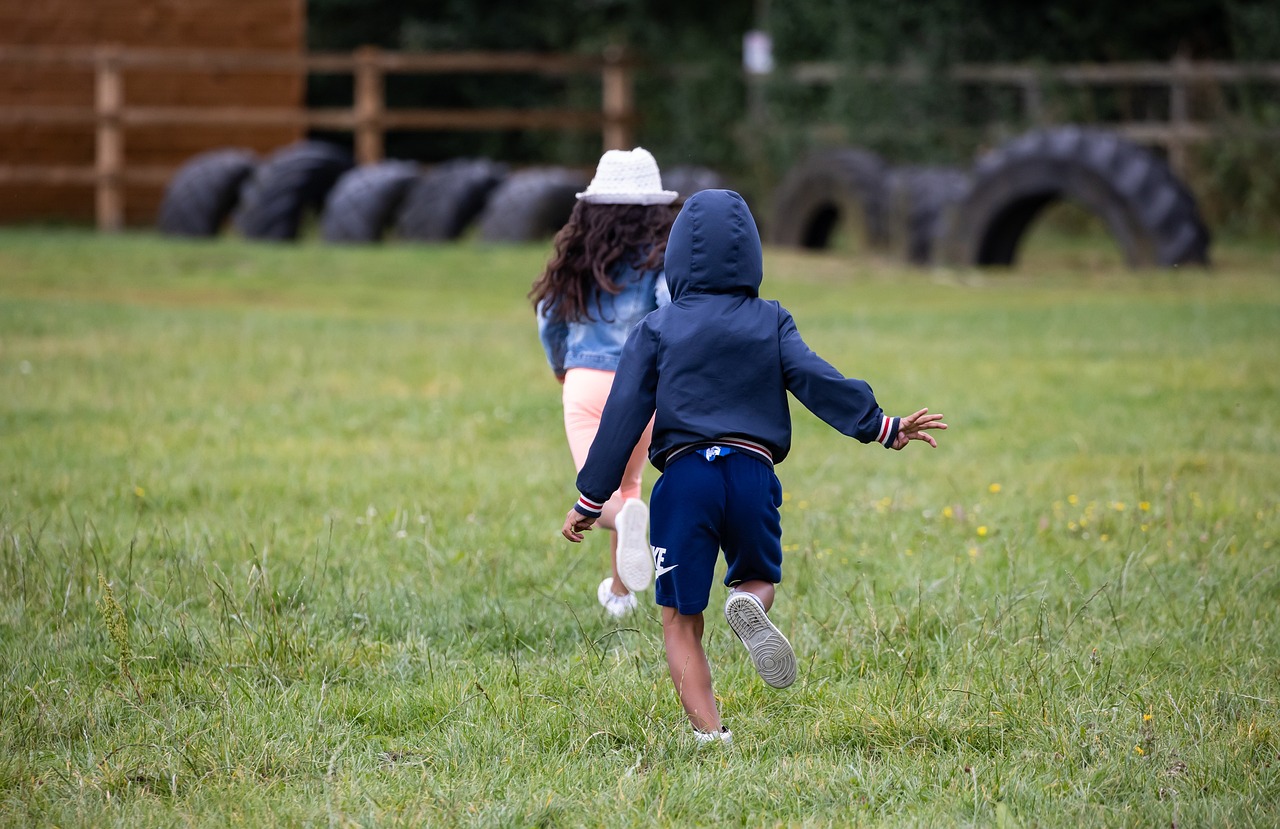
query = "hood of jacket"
xmin=663 ymin=189 xmax=762 ymax=302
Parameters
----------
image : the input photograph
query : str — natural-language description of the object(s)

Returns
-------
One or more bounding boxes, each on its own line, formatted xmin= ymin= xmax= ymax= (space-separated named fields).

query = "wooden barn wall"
xmin=0 ymin=0 xmax=305 ymax=225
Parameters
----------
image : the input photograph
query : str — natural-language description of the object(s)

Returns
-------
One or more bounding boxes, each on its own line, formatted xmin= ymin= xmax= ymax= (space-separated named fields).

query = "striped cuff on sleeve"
xmin=573 ymin=494 xmax=604 ymax=518
xmin=877 ymin=415 xmax=901 ymax=448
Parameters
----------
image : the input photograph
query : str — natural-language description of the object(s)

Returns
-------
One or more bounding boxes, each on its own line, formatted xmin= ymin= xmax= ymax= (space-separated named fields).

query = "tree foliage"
xmin=304 ymin=0 xmax=1280 ymax=230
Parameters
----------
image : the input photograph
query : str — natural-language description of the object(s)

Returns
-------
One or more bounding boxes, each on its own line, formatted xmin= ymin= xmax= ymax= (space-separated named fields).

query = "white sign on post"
xmin=743 ymin=30 xmax=774 ymax=75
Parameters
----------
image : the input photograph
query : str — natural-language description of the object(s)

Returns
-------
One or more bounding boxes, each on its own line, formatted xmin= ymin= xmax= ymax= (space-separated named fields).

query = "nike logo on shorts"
xmin=652 ymin=545 xmax=678 ymax=579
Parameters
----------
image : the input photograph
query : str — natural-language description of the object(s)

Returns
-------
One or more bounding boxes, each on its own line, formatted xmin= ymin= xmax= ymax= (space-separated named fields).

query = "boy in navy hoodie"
xmin=559 ymin=189 xmax=946 ymax=743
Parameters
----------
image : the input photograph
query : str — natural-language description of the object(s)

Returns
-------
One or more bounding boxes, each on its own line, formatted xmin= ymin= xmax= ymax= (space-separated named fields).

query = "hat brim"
xmin=575 ymin=190 xmax=679 ymax=205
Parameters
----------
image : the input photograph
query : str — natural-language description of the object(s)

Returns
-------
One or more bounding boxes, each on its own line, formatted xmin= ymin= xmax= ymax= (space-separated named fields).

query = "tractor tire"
xmin=477 ymin=167 xmax=588 ymax=243
xmin=935 ymin=126 xmax=1210 ymax=268
xmin=234 ymin=141 xmax=353 ymax=241
xmin=320 ymin=161 xmax=420 ymax=243
xmin=395 ymin=159 xmax=507 ymax=241
xmin=884 ymin=166 xmax=971 ymax=265
xmin=769 ymin=148 xmax=889 ymax=251
xmin=157 ymin=149 xmax=257 ymax=237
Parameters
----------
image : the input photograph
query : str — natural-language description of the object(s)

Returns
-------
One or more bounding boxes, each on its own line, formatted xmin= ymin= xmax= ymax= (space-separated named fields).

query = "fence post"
xmin=601 ymin=45 xmax=633 ymax=151
xmin=95 ymin=46 xmax=124 ymax=232
xmin=1168 ymin=51 xmax=1191 ymax=177
xmin=1022 ymin=71 xmax=1045 ymax=126
xmin=354 ymin=46 xmax=384 ymax=165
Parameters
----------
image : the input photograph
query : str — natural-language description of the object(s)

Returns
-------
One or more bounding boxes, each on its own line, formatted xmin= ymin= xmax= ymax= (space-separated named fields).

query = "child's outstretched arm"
xmin=890 ymin=408 xmax=947 ymax=450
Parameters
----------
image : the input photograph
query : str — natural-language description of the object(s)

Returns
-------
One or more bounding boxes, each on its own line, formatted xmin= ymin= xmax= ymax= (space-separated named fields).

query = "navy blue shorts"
xmin=650 ymin=447 xmax=783 ymax=615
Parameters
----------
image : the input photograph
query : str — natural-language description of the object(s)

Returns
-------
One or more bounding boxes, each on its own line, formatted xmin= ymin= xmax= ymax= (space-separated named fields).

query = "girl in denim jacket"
xmin=529 ymin=148 xmax=678 ymax=617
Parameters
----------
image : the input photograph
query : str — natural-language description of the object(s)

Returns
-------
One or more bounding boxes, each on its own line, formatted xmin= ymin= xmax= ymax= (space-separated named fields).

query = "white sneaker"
xmin=692 ymin=726 xmax=733 ymax=746
xmin=724 ymin=591 xmax=796 ymax=688
xmin=597 ymin=577 xmax=637 ymax=618
xmin=615 ymin=498 xmax=653 ymax=592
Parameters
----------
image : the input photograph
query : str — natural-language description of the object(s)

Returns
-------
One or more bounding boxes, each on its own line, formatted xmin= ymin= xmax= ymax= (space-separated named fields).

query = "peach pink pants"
xmin=562 ymin=367 xmax=653 ymax=503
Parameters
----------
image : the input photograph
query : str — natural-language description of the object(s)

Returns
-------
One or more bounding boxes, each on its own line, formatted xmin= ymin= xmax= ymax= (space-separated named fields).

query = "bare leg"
xmin=662 ymin=607 xmax=720 ymax=733
xmin=607 ymin=531 xmax=629 ymax=596
xmin=596 ymin=495 xmax=630 ymax=597
xmin=732 ymin=579 xmax=775 ymax=610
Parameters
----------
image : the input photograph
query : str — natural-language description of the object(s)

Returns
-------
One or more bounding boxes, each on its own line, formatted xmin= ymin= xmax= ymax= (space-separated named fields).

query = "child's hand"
xmin=561 ymin=508 xmax=598 ymax=542
xmin=891 ymin=408 xmax=947 ymax=450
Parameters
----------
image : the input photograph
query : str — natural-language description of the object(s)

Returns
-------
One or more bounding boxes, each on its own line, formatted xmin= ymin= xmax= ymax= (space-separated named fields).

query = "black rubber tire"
xmin=157 ymin=149 xmax=257 ymax=237
xmin=477 ymin=167 xmax=589 ymax=243
xmin=935 ymin=126 xmax=1211 ymax=268
xmin=234 ymin=141 xmax=353 ymax=241
xmin=662 ymin=165 xmax=728 ymax=203
xmin=320 ymin=161 xmax=420 ymax=244
xmin=884 ymin=166 xmax=971 ymax=265
xmin=395 ymin=159 xmax=507 ymax=241
xmin=769 ymin=148 xmax=889 ymax=251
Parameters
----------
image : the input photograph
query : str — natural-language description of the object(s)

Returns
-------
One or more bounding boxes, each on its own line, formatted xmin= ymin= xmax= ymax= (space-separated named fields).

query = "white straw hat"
xmin=576 ymin=147 xmax=678 ymax=205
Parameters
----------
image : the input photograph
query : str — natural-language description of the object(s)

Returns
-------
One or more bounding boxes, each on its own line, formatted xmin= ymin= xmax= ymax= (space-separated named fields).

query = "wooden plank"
xmin=94 ymin=49 xmax=123 ymax=232
xmin=0 ymin=106 xmax=97 ymax=125
xmin=121 ymin=107 xmax=312 ymax=127
xmin=354 ymin=46 xmax=384 ymax=164
xmin=378 ymin=109 xmax=606 ymax=131
xmin=602 ymin=46 xmax=633 ymax=150
xmin=0 ymin=165 xmax=97 ymax=184
xmin=0 ymin=46 xmax=608 ymax=75
xmin=371 ymin=51 xmax=603 ymax=75
xmin=787 ymin=59 xmax=1280 ymax=87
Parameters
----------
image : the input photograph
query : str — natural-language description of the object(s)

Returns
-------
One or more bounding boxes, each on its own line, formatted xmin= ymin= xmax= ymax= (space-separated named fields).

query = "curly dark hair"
xmin=528 ymin=200 xmax=677 ymax=324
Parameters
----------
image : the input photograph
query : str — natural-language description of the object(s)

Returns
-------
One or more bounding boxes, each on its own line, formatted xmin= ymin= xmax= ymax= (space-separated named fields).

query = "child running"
xmin=531 ymin=147 xmax=679 ymax=618
xmin=559 ymin=189 xmax=946 ymax=743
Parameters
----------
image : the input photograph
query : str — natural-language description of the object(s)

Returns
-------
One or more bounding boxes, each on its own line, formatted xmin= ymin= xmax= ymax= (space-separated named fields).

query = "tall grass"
xmin=1 ymin=228 xmax=1278 ymax=827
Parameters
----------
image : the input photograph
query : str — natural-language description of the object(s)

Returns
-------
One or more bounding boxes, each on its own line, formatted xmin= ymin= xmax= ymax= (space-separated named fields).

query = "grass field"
xmin=2 ymin=227 xmax=1278 ymax=827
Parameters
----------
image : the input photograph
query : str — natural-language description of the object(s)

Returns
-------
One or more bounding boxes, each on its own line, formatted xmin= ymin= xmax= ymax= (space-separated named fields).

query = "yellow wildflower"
xmin=988 ymin=483 xmax=1002 ymax=494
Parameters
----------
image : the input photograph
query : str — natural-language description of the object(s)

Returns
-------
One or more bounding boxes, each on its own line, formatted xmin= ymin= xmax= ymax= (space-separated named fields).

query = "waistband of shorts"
xmin=666 ymin=438 xmax=774 ymax=468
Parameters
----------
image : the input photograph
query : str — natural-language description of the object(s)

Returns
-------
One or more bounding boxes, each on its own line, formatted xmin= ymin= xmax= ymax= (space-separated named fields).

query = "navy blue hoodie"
xmin=573 ymin=189 xmax=899 ymax=517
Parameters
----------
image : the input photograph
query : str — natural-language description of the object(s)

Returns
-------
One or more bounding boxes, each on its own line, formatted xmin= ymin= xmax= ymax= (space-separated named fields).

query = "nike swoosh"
xmin=655 ymin=564 xmax=678 ymax=578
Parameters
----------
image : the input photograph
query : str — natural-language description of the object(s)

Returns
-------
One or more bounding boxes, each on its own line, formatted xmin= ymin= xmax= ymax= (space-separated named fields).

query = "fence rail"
xmin=789 ymin=56 xmax=1280 ymax=174
xmin=3 ymin=47 xmax=1278 ymax=231
xmin=0 ymin=45 xmax=635 ymax=231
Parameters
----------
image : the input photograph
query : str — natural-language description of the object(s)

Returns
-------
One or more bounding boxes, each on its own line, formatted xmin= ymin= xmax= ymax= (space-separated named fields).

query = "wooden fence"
xmin=0 ymin=45 xmax=635 ymax=231
xmin=3 ymin=47 xmax=1278 ymax=232
xmin=789 ymin=56 xmax=1280 ymax=175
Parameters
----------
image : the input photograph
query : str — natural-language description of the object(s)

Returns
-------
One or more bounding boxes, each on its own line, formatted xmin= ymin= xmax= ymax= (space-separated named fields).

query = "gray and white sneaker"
xmin=724 ymin=591 xmax=796 ymax=688
xmin=615 ymin=498 xmax=653 ymax=592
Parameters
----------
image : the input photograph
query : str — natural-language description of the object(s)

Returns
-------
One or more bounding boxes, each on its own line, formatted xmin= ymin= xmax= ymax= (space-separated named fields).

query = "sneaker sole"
xmin=615 ymin=499 xmax=652 ymax=592
xmin=724 ymin=593 xmax=796 ymax=688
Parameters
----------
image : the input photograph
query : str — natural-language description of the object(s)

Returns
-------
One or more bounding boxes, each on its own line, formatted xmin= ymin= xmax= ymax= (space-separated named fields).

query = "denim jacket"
xmin=537 ymin=261 xmax=670 ymax=377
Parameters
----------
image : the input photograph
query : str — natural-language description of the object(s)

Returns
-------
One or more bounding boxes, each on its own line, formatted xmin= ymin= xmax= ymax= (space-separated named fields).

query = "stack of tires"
xmin=767 ymin=126 xmax=1210 ymax=269
xmin=161 ymin=127 xmax=1211 ymax=269
xmin=158 ymin=142 xmax=597 ymax=244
